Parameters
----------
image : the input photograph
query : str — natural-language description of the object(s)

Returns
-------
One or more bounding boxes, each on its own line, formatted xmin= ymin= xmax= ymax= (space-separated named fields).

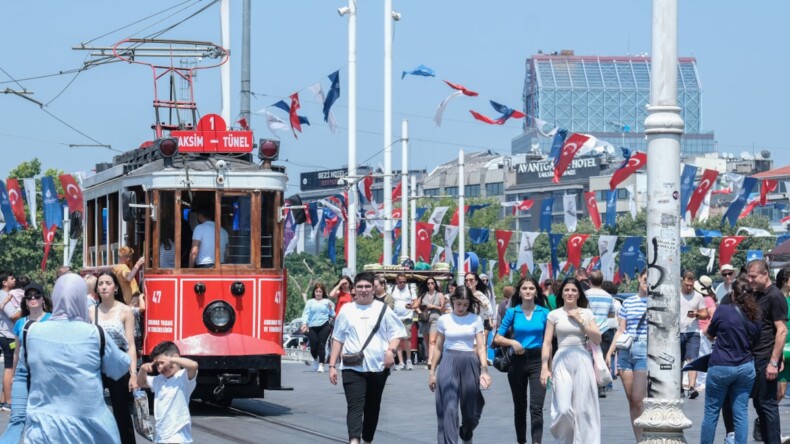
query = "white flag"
xmin=434 ymin=91 xmax=464 ymax=127
xmin=563 ymin=194 xmax=577 ymax=232
xmin=598 ymin=235 xmax=618 ymax=281
xmin=23 ymin=178 xmax=37 ymax=228
xmin=533 ymin=117 xmax=558 ymax=138
xmin=428 ymin=206 xmax=450 ymax=235
xmin=538 ymin=263 xmax=549 ymax=285
xmin=736 ymin=227 xmax=772 ymax=237
xmin=626 ymin=185 xmax=638 ymax=220
xmin=725 ymin=173 xmax=745 ymax=199
xmin=263 ymin=110 xmax=290 ymax=136
xmin=699 ymin=247 xmax=716 ymax=273
xmin=516 ymin=232 xmax=540 ymax=274
xmin=296 ymin=224 xmax=305 ymax=254
xmin=431 ymin=246 xmax=445 ymax=266
xmin=444 ymin=226 xmax=459 ymax=267
xmin=698 ymin=188 xmax=711 ymax=222
xmin=335 ymin=220 xmax=344 ymax=239
xmin=307 ymin=83 xmax=337 ymax=133
xmin=310 ymin=208 xmax=324 ymax=241
xmin=581 ymin=257 xmax=592 ymax=270
xmin=285 ymin=224 xmax=300 ymax=257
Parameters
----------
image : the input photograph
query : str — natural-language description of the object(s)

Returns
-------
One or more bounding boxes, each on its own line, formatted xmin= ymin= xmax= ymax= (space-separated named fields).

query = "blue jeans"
xmin=700 ymin=362 xmax=755 ymax=444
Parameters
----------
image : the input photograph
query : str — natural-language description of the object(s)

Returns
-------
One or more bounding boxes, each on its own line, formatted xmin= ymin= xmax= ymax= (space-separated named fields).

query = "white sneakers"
xmin=723 ymin=432 xmax=734 ymax=444
xmin=405 ymin=360 xmax=413 ymax=371
xmin=317 ymin=363 xmax=325 ymax=373
xmin=311 ymin=359 xmax=319 ymax=371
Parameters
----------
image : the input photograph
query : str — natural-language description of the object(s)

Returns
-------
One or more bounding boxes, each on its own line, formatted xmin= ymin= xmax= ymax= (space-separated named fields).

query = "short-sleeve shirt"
xmin=680 ymin=291 xmax=706 ymax=333
xmin=391 ymin=285 xmax=414 ymax=320
xmin=332 ymin=300 xmax=407 ymax=372
xmin=437 ymin=312 xmax=484 ymax=352
xmin=497 ymin=304 xmax=549 ymax=350
xmin=586 ymin=288 xmax=616 ymax=333
xmin=147 ymin=368 xmax=197 ymax=443
xmin=697 ymin=296 xmax=717 ymax=332
xmin=548 ymin=308 xmax=594 ymax=348
xmin=619 ymin=295 xmax=648 ymax=337
xmin=334 ymin=292 xmax=353 ymax=317
xmin=192 ymin=221 xmax=229 ymax=265
xmin=708 ymin=303 xmax=760 ymax=367
xmin=14 ymin=313 xmax=52 ymax=339
xmin=113 ymin=264 xmax=140 ymax=305
xmin=0 ymin=290 xmax=18 ymax=339
xmin=753 ymin=284 xmax=789 ymax=360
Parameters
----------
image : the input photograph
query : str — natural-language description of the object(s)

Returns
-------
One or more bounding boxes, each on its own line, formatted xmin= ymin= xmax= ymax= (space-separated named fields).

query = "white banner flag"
xmin=725 ymin=173 xmax=745 ymax=199
xmin=307 ymin=83 xmax=337 ymax=133
xmin=533 ymin=117 xmax=558 ymax=138
xmin=23 ymin=178 xmax=37 ymax=228
xmin=428 ymin=206 xmax=450 ymax=235
xmin=444 ymin=226 xmax=459 ymax=267
xmin=563 ymin=194 xmax=577 ymax=232
xmin=263 ymin=110 xmax=290 ymax=136
xmin=699 ymin=247 xmax=716 ymax=273
xmin=431 ymin=246 xmax=445 ymax=266
xmin=626 ymin=185 xmax=637 ymax=220
xmin=516 ymin=231 xmax=540 ymax=275
xmin=434 ymin=90 xmax=464 ymax=127
xmin=698 ymin=188 xmax=711 ymax=222
xmin=598 ymin=235 xmax=618 ymax=281
xmin=538 ymin=263 xmax=549 ymax=285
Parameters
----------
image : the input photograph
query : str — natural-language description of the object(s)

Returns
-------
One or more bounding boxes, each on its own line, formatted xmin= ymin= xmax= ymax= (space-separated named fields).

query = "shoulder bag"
xmin=615 ymin=310 xmax=647 ymax=350
xmin=587 ymin=341 xmax=613 ymax=387
xmin=341 ymin=305 xmax=388 ymax=367
xmin=492 ymin=308 xmax=516 ymax=373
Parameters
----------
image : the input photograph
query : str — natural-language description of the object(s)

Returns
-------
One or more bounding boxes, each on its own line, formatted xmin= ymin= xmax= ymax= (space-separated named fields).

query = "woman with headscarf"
xmin=0 ymin=273 xmax=130 ymax=443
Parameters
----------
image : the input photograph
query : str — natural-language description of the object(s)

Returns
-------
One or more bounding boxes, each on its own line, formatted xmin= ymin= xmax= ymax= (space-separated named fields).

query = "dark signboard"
xmin=300 ymin=168 xmax=347 ymax=191
xmin=515 ymin=157 xmax=600 ymax=185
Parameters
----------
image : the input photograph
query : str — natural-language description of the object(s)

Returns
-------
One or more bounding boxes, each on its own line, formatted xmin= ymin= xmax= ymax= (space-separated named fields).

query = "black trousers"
xmin=342 ymin=369 xmax=390 ymax=442
xmin=600 ymin=329 xmax=615 ymax=363
xmin=507 ymin=349 xmax=546 ymax=444
xmin=307 ymin=322 xmax=332 ymax=363
xmin=103 ymin=372 xmax=136 ymax=444
xmin=752 ymin=358 xmax=781 ymax=444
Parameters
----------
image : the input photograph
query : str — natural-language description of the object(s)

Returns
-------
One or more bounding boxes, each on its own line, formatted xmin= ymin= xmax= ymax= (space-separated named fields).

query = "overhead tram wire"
xmin=80 ymin=0 xmax=198 ymax=45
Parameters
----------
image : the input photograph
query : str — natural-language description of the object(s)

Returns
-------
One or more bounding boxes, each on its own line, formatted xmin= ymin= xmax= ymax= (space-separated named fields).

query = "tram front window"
xmin=221 ymin=195 xmax=251 ymax=264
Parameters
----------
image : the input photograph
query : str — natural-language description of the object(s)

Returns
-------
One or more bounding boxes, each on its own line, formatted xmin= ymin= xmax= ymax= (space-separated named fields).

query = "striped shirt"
xmin=586 ymin=288 xmax=615 ymax=333
xmin=619 ymin=295 xmax=648 ymax=337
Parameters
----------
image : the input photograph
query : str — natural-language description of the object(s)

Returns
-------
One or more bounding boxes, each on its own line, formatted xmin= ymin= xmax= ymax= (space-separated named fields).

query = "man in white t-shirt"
xmin=679 ymin=270 xmax=708 ymax=399
xmin=390 ymin=274 xmax=414 ymax=370
xmin=188 ymin=207 xmax=229 ymax=268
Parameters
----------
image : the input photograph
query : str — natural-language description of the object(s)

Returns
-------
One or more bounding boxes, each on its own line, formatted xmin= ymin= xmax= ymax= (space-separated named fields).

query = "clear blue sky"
xmin=1 ymin=1 xmax=788 ymax=192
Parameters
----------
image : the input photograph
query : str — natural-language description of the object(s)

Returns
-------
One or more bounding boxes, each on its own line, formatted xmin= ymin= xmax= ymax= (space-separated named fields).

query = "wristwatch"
xmin=770 ymin=360 xmax=780 ymax=368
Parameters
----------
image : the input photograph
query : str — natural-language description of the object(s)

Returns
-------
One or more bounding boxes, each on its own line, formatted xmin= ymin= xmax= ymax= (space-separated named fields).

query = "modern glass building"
xmin=517 ymin=52 xmax=714 ymax=156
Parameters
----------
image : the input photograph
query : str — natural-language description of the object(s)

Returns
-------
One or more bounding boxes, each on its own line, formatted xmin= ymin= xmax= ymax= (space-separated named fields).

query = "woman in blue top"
xmin=493 ymin=276 xmax=550 ymax=444
xmin=300 ymin=282 xmax=335 ymax=373
xmin=700 ymin=278 xmax=761 ymax=444
xmin=11 ymin=283 xmax=51 ymax=369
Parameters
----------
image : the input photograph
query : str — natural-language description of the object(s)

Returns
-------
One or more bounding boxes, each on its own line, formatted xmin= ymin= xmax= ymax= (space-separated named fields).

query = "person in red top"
xmin=331 ymin=276 xmax=354 ymax=317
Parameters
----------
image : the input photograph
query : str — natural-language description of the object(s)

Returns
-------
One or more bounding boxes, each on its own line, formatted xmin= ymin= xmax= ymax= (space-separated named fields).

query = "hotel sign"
xmin=515 ymin=157 xmax=600 ymax=185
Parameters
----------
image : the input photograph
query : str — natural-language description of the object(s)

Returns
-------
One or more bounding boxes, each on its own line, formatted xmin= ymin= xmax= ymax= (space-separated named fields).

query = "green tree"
xmin=284 ymin=252 xmax=343 ymax=322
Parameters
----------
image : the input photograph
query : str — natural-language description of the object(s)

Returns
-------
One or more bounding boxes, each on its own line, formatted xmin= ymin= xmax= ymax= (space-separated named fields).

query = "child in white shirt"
xmin=138 ymin=341 xmax=199 ymax=443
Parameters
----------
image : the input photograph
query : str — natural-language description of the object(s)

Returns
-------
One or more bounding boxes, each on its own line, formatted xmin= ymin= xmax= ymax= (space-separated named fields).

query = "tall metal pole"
xmin=345 ymin=0 xmax=358 ymax=274
xmin=400 ymin=119 xmax=408 ymax=261
xmin=240 ymin=0 xmax=251 ymax=128
xmin=382 ymin=0 xmax=394 ymax=265
xmin=635 ymin=0 xmax=690 ymax=442
xmin=219 ymin=0 xmax=231 ymax=124
xmin=457 ymin=150 xmax=465 ymax=285
xmin=410 ymin=175 xmax=417 ymax=261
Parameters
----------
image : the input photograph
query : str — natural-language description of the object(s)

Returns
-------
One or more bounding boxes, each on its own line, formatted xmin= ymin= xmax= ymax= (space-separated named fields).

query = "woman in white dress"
xmin=540 ymin=277 xmax=602 ymax=444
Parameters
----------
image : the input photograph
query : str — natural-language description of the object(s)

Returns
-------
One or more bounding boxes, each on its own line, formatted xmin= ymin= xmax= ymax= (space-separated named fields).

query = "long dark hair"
xmin=732 ymin=278 xmax=761 ymax=322
xmin=96 ymin=271 xmax=126 ymax=304
xmin=464 ymin=272 xmax=488 ymax=294
xmin=420 ymin=277 xmax=439 ymax=298
xmin=334 ymin=276 xmax=353 ymax=292
xmin=511 ymin=277 xmax=548 ymax=308
xmin=312 ymin=282 xmax=327 ymax=299
xmin=21 ymin=293 xmax=51 ymax=317
xmin=556 ymin=277 xmax=589 ymax=309
xmin=450 ymin=286 xmax=479 ymax=315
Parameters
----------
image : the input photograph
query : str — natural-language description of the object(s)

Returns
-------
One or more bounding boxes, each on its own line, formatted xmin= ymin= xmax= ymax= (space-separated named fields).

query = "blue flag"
xmin=695 ymin=229 xmax=722 ymax=246
xmin=272 ymin=100 xmax=310 ymax=126
xmin=606 ymin=189 xmax=617 ymax=229
xmin=401 ymin=64 xmax=435 ymax=79
xmin=0 ymin=182 xmax=19 ymax=234
xmin=549 ymin=129 xmax=568 ymax=165
xmin=415 ymin=207 xmax=428 ymax=221
xmin=721 ymin=177 xmax=758 ymax=227
xmin=540 ymin=198 xmax=555 ymax=232
xmin=777 ymin=234 xmax=790 ymax=246
xmin=392 ymin=235 xmax=402 ymax=265
xmin=747 ymin=250 xmax=763 ymax=262
xmin=549 ymin=233 xmax=563 ymax=278
xmin=619 ymin=236 xmax=643 ymax=279
xmin=323 ymin=70 xmax=340 ymax=123
xmin=680 ymin=164 xmax=698 ymax=216
xmin=308 ymin=202 xmax=320 ymax=230
xmin=468 ymin=228 xmax=490 ymax=244
xmin=467 ymin=204 xmax=490 ymax=218
xmin=326 ymin=219 xmax=340 ymax=263
xmin=41 ymin=176 xmax=62 ymax=229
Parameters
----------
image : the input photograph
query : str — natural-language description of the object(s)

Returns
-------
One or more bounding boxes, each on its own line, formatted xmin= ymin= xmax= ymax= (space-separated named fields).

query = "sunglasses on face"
xmin=25 ymin=293 xmax=43 ymax=301
xmin=722 ymin=272 xmax=734 ymax=277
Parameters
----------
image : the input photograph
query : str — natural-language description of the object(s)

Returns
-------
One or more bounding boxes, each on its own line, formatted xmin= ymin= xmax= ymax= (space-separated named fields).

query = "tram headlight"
xmin=203 ymin=301 xmax=236 ymax=333
xmin=258 ymin=139 xmax=279 ymax=161
xmin=157 ymin=137 xmax=178 ymax=158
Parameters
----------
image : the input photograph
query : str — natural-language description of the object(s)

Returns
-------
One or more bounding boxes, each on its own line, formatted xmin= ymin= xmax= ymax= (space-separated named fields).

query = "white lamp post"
xmin=338 ymin=2 xmax=357 ymax=273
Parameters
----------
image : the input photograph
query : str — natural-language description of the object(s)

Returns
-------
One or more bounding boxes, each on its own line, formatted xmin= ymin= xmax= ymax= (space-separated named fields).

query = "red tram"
xmin=81 ymin=128 xmax=290 ymax=402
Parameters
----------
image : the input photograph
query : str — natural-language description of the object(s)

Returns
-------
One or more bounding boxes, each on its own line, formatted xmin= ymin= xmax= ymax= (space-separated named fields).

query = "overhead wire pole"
xmin=382 ymin=0 xmax=394 ymax=265
xmin=219 ymin=0 xmax=231 ymax=124
xmin=342 ymin=1 xmax=359 ymax=274
xmin=401 ymin=119 xmax=408 ymax=260
xmin=240 ymin=0 xmax=251 ymax=128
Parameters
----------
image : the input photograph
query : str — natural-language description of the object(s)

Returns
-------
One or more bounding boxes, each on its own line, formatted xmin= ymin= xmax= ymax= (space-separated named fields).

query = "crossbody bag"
xmin=341 ymin=305 xmax=387 ymax=366
xmin=616 ymin=310 xmax=647 ymax=350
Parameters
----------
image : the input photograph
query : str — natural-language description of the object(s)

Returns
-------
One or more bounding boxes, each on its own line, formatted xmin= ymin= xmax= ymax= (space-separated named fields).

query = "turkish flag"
xmin=5 ymin=178 xmax=27 ymax=229
xmin=566 ymin=234 xmax=590 ymax=269
xmin=760 ymin=179 xmax=778 ymax=206
xmin=449 ymin=205 xmax=469 ymax=226
xmin=739 ymin=199 xmax=760 ymax=220
xmin=58 ymin=174 xmax=84 ymax=214
xmin=513 ymin=199 xmax=534 ymax=215
xmin=719 ymin=236 xmax=745 ymax=266
xmin=711 ymin=188 xmax=732 ymax=195
xmin=289 ymin=92 xmax=302 ymax=138
xmin=495 ymin=230 xmax=513 ymax=280
xmin=444 ymin=80 xmax=479 ymax=97
xmin=782 ymin=215 xmax=790 ymax=224
xmin=584 ymin=192 xmax=602 ymax=230
xmin=553 ymin=133 xmax=590 ymax=184
xmin=392 ymin=181 xmax=403 ymax=201
xmin=415 ymin=222 xmax=434 ymax=262
xmin=686 ymin=169 xmax=719 ymax=220
xmin=609 ymin=152 xmax=647 ymax=190
xmin=40 ymin=222 xmax=58 ymax=271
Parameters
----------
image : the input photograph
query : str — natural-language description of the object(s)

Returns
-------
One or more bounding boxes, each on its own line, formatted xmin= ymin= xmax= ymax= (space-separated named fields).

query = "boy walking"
xmin=138 ymin=341 xmax=199 ymax=443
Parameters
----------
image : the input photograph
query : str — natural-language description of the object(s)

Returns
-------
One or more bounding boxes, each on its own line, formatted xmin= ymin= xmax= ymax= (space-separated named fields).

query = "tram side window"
xmin=260 ymin=192 xmax=276 ymax=269
xmin=221 ymin=195 xmax=251 ymax=264
xmin=158 ymin=191 xmax=176 ymax=268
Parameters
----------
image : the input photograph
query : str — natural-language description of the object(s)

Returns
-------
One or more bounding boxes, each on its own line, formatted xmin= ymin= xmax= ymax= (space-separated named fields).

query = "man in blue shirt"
xmin=585 ymin=270 xmax=615 ymax=398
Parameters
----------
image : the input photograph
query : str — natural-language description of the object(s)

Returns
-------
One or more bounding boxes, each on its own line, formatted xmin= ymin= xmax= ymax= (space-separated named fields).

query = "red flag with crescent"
xmin=289 ymin=92 xmax=302 ymax=138
xmin=584 ymin=192 xmax=602 ymax=230
xmin=609 ymin=151 xmax=647 ymax=190
xmin=40 ymin=222 xmax=58 ymax=271
xmin=553 ymin=133 xmax=590 ymax=184
xmin=760 ymin=179 xmax=778 ymax=206
xmin=444 ymin=80 xmax=479 ymax=97
xmin=513 ymin=199 xmax=535 ymax=215
xmin=739 ymin=199 xmax=760 ymax=220
xmin=449 ymin=205 xmax=469 ymax=226
xmin=5 ymin=178 xmax=27 ymax=229
xmin=58 ymin=174 xmax=84 ymax=214
xmin=686 ymin=169 xmax=719 ymax=220
xmin=719 ymin=236 xmax=745 ymax=266
xmin=392 ymin=181 xmax=403 ymax=201
xmin=566 ymin=234 xmax=590 ymax=269
xmin=415 ymin=222 xmax=434 ymax=262
xmin=495 ymin=230 xmax=513 ymax=280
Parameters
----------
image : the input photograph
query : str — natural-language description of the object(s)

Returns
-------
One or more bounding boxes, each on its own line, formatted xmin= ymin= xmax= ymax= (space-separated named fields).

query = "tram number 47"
xmin=151 ymin=290 xmax=163 ymax=304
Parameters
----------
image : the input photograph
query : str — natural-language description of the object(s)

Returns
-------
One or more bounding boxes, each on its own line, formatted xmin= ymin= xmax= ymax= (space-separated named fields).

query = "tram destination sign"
xmin=301 ymin=169 xmax=347 ymax=191
xmin=171 ymin=114 xmax=253 ymax=154
xmin=515 ymin=157 xmax=600 ymax=185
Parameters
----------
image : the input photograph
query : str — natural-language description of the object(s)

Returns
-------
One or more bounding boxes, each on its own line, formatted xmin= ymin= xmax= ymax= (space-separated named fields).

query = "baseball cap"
xmin=23 ymin=282 xmax=45 ymax=296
